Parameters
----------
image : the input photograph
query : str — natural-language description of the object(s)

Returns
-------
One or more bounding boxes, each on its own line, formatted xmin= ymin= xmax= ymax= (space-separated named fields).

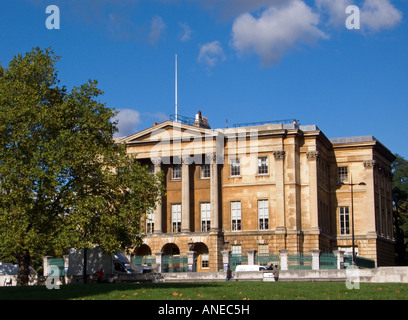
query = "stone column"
xmin=221 ymin=250 xmax=231 ymax=271
xmin=247 ymin=250 xmax=256 ymax=266
xmin=310 ymin=249 xmax=320 ymax=270
xmin=208 ymin=153 xmax=219 ymax=231
xmin=333 ymin=250 xmax=345 ymax=269
xmin=187 ymin=251 xmax=197 ymax=272
xmin=152 ymin=157 xmax=163 ymax=234
xmin=307 ymin=151 xmax=320 ymax=233
xmin=279 ymin=249 xmax=288 ymax=271
xmin=181 ymin=155 xmax=190 ymax=232
xmin=155 ymin=252 xmax=164 ymax=273
xmin=43 ymin=256 xmax=52 ymax=277
xmin=63 ymin=254 xmax=69 ymax=283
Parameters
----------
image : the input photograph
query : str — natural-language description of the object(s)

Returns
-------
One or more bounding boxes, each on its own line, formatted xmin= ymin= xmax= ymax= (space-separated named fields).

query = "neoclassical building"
xmin=116 ymin=112 xmax=395 ymax=270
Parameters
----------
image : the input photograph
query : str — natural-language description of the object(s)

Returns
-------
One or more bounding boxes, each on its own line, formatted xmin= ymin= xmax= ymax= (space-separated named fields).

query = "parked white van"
xmin=235 ymin=265 xmax=266 ymax=272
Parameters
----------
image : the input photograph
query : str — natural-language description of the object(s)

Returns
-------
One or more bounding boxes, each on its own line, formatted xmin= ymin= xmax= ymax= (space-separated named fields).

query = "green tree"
xmin=0 ymin=48 xmax=163 ymax=285
xmin=392 ymin=154 xmax=408 ymax=265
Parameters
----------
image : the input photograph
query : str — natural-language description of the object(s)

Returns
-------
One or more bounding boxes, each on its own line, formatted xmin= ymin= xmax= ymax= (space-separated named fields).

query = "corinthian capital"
xmin=273 ymin=150 xmax=286 ymax=160
xmin=306 ymin=151 xmax=320 ymax=160
xmin=151 ymin=157 xmax=162 ymax=165
xmin=205 ymin=152 xmax=218 ymax=164
xmin=363 ymin=160 xmax=376 ymax=168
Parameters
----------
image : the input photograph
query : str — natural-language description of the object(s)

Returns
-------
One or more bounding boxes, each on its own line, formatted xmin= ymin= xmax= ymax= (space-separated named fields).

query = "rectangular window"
xmin=338 ymin=166 xmax=348 ymax=184
xmin=258 ymin=157 xmax=268 ymax=175
xmin=201 ymin=164 xmax=210 ymax=178
xmin=146 ymin=210 xmax=154 ymax=234
xmin=201 ymin=254 xmax=209 ymax=269
xmin=258 ymin=244 xmax=269 ymax=254
xmin=230 ymin=158 xmax=240 ymax=177
xmin=231 ymin=201 xmax=242 ymax=231
xmin=258 ymin=200 xmax=269 ymax=230
xmin=172 ymin=204 xmax=181 ymax=233
xmin=201 ymin=202 xmax=211 ymax=232
xmin=231 ymin=245 xmax=242 ymax=255
xmin=172 ymin=164 xmax=181 ymax=180
xmin=339 ymin=206 xmax=350 ymax=235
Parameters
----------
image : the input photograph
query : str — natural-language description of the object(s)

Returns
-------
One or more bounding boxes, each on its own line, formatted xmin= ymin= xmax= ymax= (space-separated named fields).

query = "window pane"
xmin=232 ymin=245 xmax=241 ymax=255
xmin=258 ymin=200 xmax=269 ymax=230
xmin=340 ymin=206 xmax=350 ymax=235
xmin=146 ymin=211 xmax=154 ymax=233
xmin=201 ymin=164 xmax=210 ymax=178
xmin=172 ymin=204 xmax=181 ymax=233
xmin=230 ymin=159 xmax=240 ymax=176
xmin=201 ymin=254 xmax=209 ymax=268
xmin=231 ymin=201 xmax=241 ymax=231
xmin=201 ymin=203 xmax=211 ymax=232
xmin=258 ymin=157 xmax=268 ymax=174
xmin=173 ymin=164 xmax=181 ymax=180
xmin=338 ymin=167 xmax=348 ymax=183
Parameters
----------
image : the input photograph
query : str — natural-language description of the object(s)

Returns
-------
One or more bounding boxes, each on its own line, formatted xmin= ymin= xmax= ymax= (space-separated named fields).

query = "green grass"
xmin=1 ymin=281 xmax=407 ymax=300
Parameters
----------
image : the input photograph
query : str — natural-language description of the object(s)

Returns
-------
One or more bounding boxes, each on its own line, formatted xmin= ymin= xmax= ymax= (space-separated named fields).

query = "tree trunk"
xmin=16 ymin=251 xmax=31 ymax=286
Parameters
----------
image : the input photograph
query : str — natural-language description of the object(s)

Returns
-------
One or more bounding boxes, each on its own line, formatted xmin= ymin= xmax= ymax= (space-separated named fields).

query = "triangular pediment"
xmin=119 ymin=120 xmax=220 ymax=145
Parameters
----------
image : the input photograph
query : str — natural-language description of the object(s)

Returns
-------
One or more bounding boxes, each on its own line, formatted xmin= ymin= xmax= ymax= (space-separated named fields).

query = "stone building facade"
xmin=116 ymin=113 xmax=395 ymax=270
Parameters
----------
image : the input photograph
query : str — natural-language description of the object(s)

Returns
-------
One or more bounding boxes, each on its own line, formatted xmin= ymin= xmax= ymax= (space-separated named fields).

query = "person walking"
xmin=272 ymin=265 xmax=279 ymax=281
xmin=226 ymin=265 xmax=232 ymax=281
xmin=97 ymin=268 xmax=104 ymax=283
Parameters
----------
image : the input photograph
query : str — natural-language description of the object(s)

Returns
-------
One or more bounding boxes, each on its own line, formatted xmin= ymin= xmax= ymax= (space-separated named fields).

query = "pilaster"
xmin=181 ymin=155 xmax=190 ymax=232
xmin=152 ymin=157 xmax=163 ymax=234
xmin=274 ymin=150 xmax=286 ymax=229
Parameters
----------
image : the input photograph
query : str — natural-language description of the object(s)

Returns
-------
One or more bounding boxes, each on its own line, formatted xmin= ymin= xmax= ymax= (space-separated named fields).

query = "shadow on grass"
xmin=0 ymin=281 xmax=225 ymax=300
xmin=2 ymin=281 xmax=408 ymax=301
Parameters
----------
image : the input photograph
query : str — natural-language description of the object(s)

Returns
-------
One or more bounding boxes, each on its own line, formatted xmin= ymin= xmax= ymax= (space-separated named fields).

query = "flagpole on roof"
xmin=175 ymin=53 xmax=178 ymax=122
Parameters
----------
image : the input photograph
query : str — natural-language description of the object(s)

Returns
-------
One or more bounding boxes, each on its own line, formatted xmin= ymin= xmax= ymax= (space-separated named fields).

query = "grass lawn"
xmin=0 ymin=281 xmax=407 ymax=300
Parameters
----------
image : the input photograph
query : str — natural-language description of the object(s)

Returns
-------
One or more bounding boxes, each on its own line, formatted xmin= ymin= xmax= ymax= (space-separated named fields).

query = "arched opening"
xmin=161 ymin=243 xmax=180 ymax=255
xmin=194 ymin=242 xmax=209 ymax=272
xmin=134 ymin=244 xmax=151 ymax=256
xmin=161 ymin=243 xmax=187 ymax=272
xmin=131 ymin=244 xmax=155 ymax=267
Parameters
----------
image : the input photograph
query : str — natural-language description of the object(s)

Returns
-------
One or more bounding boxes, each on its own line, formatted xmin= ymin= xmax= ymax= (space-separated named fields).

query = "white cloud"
xmin=113 ymin=109 xmax=141 ymax=138
xmin=198 ymin=41 xmax=226 ymax=67
xmin=360 ymin=0 xmax=402 ymax=32
xmin=315 ymin=0 xmax=352 ymax=27
xmin=179 ymin=22 xmax=192 ymax=42
xmin=231 ymin=0 xmax=327 ymax=66
xmin=315 ymin=0 xmax=402 ymax=32
xmin=149 ymin=15 xmax=167 ymax=45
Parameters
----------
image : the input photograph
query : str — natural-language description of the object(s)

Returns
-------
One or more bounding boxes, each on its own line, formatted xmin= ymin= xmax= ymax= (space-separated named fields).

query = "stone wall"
xmin=161 ymin=267 xmax=408 ymax=283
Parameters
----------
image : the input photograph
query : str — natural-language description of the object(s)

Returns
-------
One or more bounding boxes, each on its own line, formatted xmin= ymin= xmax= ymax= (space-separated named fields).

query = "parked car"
xmin=235 ymin=265 xmax=266 ymax=272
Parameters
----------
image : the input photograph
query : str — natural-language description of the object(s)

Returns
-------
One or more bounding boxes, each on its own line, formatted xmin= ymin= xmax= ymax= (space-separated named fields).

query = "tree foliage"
xmin=0 ymin=48 xmax=163 ymax=285
xmin=392 ymin=154 xmax=408 ymax=265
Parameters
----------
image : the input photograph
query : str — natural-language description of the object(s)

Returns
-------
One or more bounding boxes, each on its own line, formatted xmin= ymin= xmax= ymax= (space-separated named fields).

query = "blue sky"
xmin=1 ymin=0 xmax=407 ymax=159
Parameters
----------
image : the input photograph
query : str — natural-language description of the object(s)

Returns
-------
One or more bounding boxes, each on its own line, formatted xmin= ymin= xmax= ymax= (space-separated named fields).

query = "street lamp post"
xmin=340 ymin=175 xmax=366 ymax=266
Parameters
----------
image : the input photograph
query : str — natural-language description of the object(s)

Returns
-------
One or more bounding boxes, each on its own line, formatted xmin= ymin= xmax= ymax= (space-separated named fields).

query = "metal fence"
xmin=288 ymin=253 xmax=312 ymax=270
xmin=319 ymin=253 xmax=338 ymax=269
xmin=256 ymin=253 xmax=280 ymax=268
xmin=49 ymin=258 xmax=65 ymax=276
xmin=161 ymin=255 xmax=189 ymax=273
xmin=229 ymin=254 xmax=248 ymax=271
xmin=131 ymin=255 xmax=156 ymax=268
